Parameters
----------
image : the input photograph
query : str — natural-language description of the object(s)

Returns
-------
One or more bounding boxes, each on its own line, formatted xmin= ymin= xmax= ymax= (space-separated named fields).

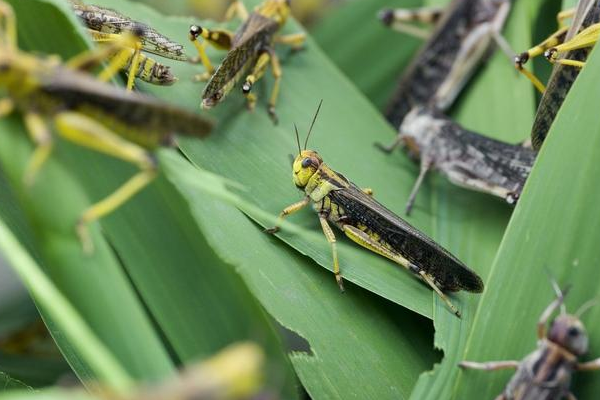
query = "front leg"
xmin=275 ymin=32 xmax=306 ymax=51
xmin=459 ymin=360 xmax=520 ymax=371
xmin=242 ymin=51 xmax=272 ymax=115
xmin=22 ymin=112 xmax=53 ymax=187
xmin=189 ymin=25 xmax=234 ymax=81
xmin=577 ymin=357 xmax=600 ymax=371
xmin=265 ymin=197 xmax=311 ymax=234
xmin=225 ymin=1 xmax=249 ymax=22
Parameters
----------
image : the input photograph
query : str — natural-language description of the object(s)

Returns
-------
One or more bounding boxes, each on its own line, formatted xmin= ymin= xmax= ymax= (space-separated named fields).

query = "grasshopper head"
xmin=293 ymin=150 xmax=322 ymax=188
xmin=548 ymin=315 xmax=589 ymax=356
xmin=257 ymin=0 xmax=291 ymax=25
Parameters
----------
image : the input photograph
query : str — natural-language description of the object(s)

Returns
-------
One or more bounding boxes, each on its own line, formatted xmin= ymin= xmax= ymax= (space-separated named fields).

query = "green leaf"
xmin=453 ymin=40 xmax=600 ymax=400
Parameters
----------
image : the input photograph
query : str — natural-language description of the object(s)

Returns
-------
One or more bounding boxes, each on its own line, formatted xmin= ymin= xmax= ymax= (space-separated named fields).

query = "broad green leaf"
xmin=453 ymin=42 xmax=600 ymax=399
xmin=162 ymin=152 xmax=439 ymax=399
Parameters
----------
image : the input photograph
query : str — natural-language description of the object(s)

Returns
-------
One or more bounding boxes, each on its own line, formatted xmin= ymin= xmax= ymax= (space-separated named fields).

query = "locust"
xmin=188 ymin=0 xmax=306 ymax=123
xmin=265 ymin=103 xmax=484 ymax=317
xmin=460 ymin=282 xmax=600 ymax=400
xmin=378 ymin=0 xmax=514 ymax=136
xmin=0 ymin=1 xmax=212 ymax=251
xmin=70 ymin=1 xmax=188 ymax=89
xmin=515 ymin=0 xmax=600 ymax=150
xmin=396 ymin=106 xmax=536 ymax=215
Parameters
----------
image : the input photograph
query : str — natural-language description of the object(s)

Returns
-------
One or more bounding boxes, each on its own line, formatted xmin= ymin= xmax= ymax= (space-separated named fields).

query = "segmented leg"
xmin=577 ymin=358 xmax=600 ymax=371
xmin=267 ymin=50 xmax=282 ymax=124
xmin=459 ymin=360 xmax=520 ymax=370
xmin=242 ymin=51 xmax=271 ymax=113
xmin=319 ymin=214 xmax=344 ymax=292
xmin=0 ymin=0 xmax=17 ymax=50
xmin=22 ymin=112 xmax=53 ymax=187
xmin=189 ymin=25 xmax=234 ymax=81
xmin=405 ymin=161 xmax=431 ymax=216
xmin=374 ymin=134 xmax=404 ymax=154
xmin=275 ymin=32 xmax=306 ymax=50
xmin=545 ymin=23 xmax=600 ymax=66
xmin=264 ymin=197 xmax=310 ymax=234
xmin=378 ymin=6 xmax=445 ymax=39
xmin=225 ymin=0 xmax=249 ymax=22
xmin=342 ymin=224 xmax=461 ymax=316
xmin=53 ymin=112 xmax=157 ymax=253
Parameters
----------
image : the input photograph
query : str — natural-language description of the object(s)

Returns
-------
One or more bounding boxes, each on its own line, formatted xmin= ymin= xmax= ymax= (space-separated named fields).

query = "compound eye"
xmin=301 ymin=158 xmax=312 ymax=168
xmin=568 ymin=327 xmax=580 ymax=337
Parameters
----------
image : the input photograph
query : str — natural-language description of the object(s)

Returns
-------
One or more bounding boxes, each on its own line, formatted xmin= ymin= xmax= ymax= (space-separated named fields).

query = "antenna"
xmin=294 ymin=123 xmax=301 ymax=154
xmin=575 ymin=298 xmax=600 ymax=318
xmin=304 ymin=99 xmax=323 ymax=150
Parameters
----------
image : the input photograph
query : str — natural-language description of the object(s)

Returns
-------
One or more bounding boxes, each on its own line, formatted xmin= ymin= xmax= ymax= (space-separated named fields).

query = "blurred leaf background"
xmin=1 ymin=0 xmax=600 ymax=399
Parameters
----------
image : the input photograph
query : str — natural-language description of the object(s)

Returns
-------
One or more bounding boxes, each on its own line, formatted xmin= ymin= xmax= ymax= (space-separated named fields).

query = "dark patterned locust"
xmin=378 ymin=0 xmax=514 ymax=135
xmin=515 ymin=0 xmax=600 ymax=150
xmin=397 ymin=106 xmax=536 ymax=215
xmin=70 ymin=1 xmax=188 ymax=89
xmin=460 ymin=283 xmax=600 ymax=400
xmin=188 ymin=0 xmax=305 ymax=123
xmin=0 ymin=1 xmax=212 ymax=251
xmin=265 ymin=103 xmax=483 ymax=317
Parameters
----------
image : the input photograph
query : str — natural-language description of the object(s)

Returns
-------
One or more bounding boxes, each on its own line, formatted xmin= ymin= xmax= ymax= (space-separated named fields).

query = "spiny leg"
xmin=405 ymin=161 xmax=431 ymax=216
xmin=53 ymin=112 xmax=157 ymax=253
xmin=374 ymin=134 xmax=403 ymax=154
xmin=224 ymin=0 xmax=249 ymax=22
xmin=267 ymin=50 xmax=282 ymax=124
xmin=22 ymin=112 xmax=53 ymax=187
xmin=319 ymin=214 xmax=343 ymax=292
xmin=378 ymin=6 xmax=445 ymax=39
xmin=459 ymin=360 xmax=520 ymax=370
xmin=0 ymin=0 xmax=17 ymax=50
xmin=577 ymin=358 xmax=600 ymax=371
xmin=275 ymin=32 xmax=306 ymax=51
xmin=418 ymin=270 xmax=461 ymax=317
xmin=342 ymin=224 xmax=461 ymax=316
xmin=242 ymin=51 xmax=271 ymax=113
xmin=189 ymin=25 xmax=233 ymax=81
xmin=264 ymin=197 xmax=310 ymax=234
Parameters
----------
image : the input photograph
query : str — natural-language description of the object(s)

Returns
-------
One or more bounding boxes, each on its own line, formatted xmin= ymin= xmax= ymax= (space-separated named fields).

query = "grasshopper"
xmin=265 ymin=103 xmax=484 ymax=317
xmin=188 ymin=0 xmax=306 ymax=123
xmin=0 ymin=1 xmax=212 ymax=251
xmin=460 ymin=283 xmax=600 ymax=400
xmin=71 ymin=1 xmax=188 ymax=89
xmin=515 ymin=0 xmax=600 ymax=150
xmin=378 ymin=0 xmax=514 ymax=135
xmin=396 ymin=106 xmax=536 ymax=215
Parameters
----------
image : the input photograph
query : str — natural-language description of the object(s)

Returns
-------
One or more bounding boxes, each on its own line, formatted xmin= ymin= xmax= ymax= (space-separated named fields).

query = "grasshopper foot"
xmin=264 ymin=226 xmax=280 ymax=234
xmin=76 ymin=219 xmax=94 ymax=255
xmin=192 ymin=72 xmax=212 ymax=82
xmin=335 ymin=273 xmax=345 ymax=293
xmin=268 ymin=106 xmax=279 ymax=125
xmin=374 ymin=141 xmax=396 ymax=154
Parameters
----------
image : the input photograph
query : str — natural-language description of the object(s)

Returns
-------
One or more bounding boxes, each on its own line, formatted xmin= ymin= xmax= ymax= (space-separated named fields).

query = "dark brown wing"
xmin=41 ymin=67 xmax=212 ymax=140
xmin=384 ymin=0 xmax=479 ymax=128
xmin=531 ymin=0 xmax=600 ymax=149
xmin=231 ymin=13 xmax=278 ymax=49
xmin=329 ymin=182 xmax=484 ymax=292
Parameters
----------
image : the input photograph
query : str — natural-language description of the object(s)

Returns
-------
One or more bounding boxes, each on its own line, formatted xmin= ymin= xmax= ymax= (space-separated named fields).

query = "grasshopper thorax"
xmin=293 ymin=150 xmax=322 ymax=188
xmin=257 ymin=0 xmax=291 ymax=26
xmin=548 ymin=315 xmax=589 ymax=356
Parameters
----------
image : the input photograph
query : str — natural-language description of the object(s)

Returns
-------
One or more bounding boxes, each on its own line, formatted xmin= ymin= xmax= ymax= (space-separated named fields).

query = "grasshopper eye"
xmin=568 ymin=327 xmax=580 ymax=337
xmin=189 ymin=25 xmax=202 ymax=38
xmin=301 ymin=158 xmax=312 ymax=168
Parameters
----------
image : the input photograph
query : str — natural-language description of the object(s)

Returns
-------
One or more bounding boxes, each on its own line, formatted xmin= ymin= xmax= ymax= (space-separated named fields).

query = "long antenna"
xmin=304 ymin=100 xmax=323 ymax=150
xmin=294 ymin=123 xmax=301 ymax=154
xmin=575 ymin=298 xmax=600 ymax=318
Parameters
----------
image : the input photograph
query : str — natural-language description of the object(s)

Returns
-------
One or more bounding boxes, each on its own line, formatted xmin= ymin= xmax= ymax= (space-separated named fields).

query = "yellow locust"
xmin=266 ymin=103 xmax=484 ymax=317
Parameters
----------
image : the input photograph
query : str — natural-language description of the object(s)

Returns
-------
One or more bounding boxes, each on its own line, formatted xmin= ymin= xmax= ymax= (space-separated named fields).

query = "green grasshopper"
xmin=188 ymin=0 xmax=306 ymax=123
xmin=515 ymin=0 xmax=600 ymax=150
xmin=0 ymin=1 xmax=212 ymax=251
xmin=71 ymin=1 xmax=188 ymax=89
xmin=266 ymin=103 xmax=484 ymax=317
xmin=460 ymin=282 xmax=600 ymax=399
